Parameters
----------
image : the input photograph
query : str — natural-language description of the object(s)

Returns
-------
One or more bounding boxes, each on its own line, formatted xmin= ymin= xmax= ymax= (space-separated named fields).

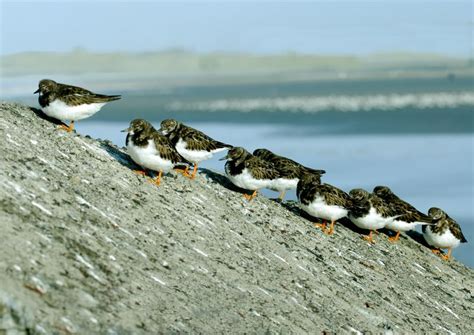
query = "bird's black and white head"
xmin=298 ymin=172 xmax=321 ymax=186
xmin=122 ymin=119 xmax=154 ymax=136
xmin=428 ymin=207 xmax=447 ymax=221
xmin=373 ymin=185 xmax=394 ymax=199
xmin=159 ymin=119 xmax=179 ymax=136
xmin=219 ymin=147 xmax=250 ymax=165
xmin=349 ymin=188 xmax=370 ymax=202
xmin=34 ymin=79 xmax=58 ymax=96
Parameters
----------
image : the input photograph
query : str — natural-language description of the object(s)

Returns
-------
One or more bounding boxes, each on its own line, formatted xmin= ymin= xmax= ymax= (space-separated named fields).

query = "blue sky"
xmin=1 ymin=1 xmax=472 ymax=56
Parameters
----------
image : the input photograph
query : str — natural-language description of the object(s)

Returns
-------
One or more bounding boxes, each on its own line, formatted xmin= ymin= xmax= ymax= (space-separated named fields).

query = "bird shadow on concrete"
xmin=200 ymin=168 xmax=257 ymax=197
xmin=405 ymin=230 xmax=431 ymax=248
xmin=99 ymin=141 xmax=141 ymax=171
xmin=29 ymin=106 xmax=65 ymax=126
xmin=99 ymin=141 xmax=187 ymax=180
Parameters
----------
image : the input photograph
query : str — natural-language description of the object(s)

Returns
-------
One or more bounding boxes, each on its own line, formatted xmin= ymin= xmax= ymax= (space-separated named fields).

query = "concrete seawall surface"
xmin=0 ymin=102 xmax=472 ymax=334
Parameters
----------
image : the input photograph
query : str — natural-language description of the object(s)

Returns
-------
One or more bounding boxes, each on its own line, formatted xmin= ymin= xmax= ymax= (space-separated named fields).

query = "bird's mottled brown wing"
xmin=58 ymin=83 xmax=121 ymax=106
xmin=245 ymin=157 xmax=280 ymax=180
xmin=397 ymin=202 xmax=431 ymax=223
xmin=371 ymin=195 xmax=396 ymax=218
xmin=389 ymin=195 xmax=431 ymax=223
xmin=447 ymin=216 xmax=467 ymax=242
xmin=179 ymin=125 xmax=231 ymax=152
xmin=322 ymin=184 xmax=352 ymax=208
xmin=273 ymin=160 xmax=302 ymax=179
xmin=258 ymin=150 xmax=325 ymax=177
xmin=152 ymin=133 xmax=189 ymax=164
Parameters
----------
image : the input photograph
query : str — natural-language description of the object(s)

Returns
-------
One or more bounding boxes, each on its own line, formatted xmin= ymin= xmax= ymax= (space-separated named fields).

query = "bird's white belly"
xmin=300 ymin=196 xmax=348 ymax=221
xmin=226 ymin=168 xmax=272 ymax=191
xmin=127 ymin=140 xmax=174 ymax=173
xmin=175 ymin=139 xmax=227 ymax=164
xmin=385 ymin=219 xmax=424 ymax=232
xmin=42 ymin=99 xmax=106 ymax=121
xmin=349 ymin=207 xmax=390 ymax=230
xmin=423 ymin=226 xmax=460 ymax=249
xmin=268 ymin=177 xmax=299 ymax=192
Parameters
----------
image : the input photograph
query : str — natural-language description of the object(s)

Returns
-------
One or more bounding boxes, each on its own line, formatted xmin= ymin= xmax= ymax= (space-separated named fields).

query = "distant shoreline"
xmin=1 ymin=50 xmax=472 ymax=79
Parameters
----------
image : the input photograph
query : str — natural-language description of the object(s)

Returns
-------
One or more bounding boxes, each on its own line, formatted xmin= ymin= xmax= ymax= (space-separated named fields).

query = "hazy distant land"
xmin=1 ymin=50 xmax=473 ymax=95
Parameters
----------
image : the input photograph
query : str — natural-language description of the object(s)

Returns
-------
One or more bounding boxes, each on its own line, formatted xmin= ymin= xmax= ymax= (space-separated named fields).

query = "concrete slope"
xmin=0 ymin=102 xmax=472 ymax=334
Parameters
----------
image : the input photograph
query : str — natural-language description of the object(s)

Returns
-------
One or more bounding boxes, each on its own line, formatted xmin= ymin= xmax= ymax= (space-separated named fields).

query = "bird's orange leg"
xmin=133 ymin=169 xmax=147 ymax=177
xmin=441 ymin=248 xmax=452 ymax=261
xmin=185 ymin=164 xmax=199 ymax=180
xmin=148 ymin=170 xmax=162 ymax=186
xmin=243 ymin=190 xmax=258 ymax=201
xmin=314 ymin=220 xmax=327 ymax=232
xmin=363 ymin=230 xmax=375 ymax=244
xmin=388 ymin=231 xmax=401 ymax=243
xmin=324 ymin=220 xmax=336 ymax=235
xmin=58 ymin=121 xmax=75 ymax=132
xmin=431 ymin=248 xmax=442 ymax=255
xmin=278 ymin=190 xmax=286 ymax=201
xmin=174 ymin=166 xmax=189 ymax=176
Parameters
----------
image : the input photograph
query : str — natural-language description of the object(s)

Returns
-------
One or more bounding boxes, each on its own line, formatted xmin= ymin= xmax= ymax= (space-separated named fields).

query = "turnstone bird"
xmin=297 ymin=174 xmax=351 ymax=235
xmin=348 ymin=188 xmax=398 ymax=243
xmin=220 ymin=147 xmax=279 ymax=201
xmin=253 ymin=148 xmax=325 ymax=201
xmin=122 ymin=119 xmax=190 ymax=186
xmin=423 ymin=207 xmax=467 ymax=260
xmin=34 ymin=79 xmax=121 ymax=132
xmin=373 ymin=186 xmax=432 ymax=242
xmin=159 ymin=119 xmax=232 ymax=179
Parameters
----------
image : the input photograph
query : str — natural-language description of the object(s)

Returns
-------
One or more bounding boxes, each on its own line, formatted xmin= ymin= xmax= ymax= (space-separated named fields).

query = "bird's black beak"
xmin=219 ymin=154 xmax=228 ymax=161
xmin=34 ymin=89 xmax=40 ymax=94
xmin=120 ymin=128 xmax=129 ymax=133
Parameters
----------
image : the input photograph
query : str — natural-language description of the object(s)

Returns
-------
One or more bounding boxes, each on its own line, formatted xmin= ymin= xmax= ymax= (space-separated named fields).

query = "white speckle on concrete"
xmin=76 ymin=254 xmax=94 ymax=269
xmin=151 ymin=275 xmax=166 ymax=286
xmin=31 ymin=201 xmax=52 ymax=215
xmin=193 ymin=247 xmax=208 ymax=257
xmin=272 ymin=253 xmax=289 ymax=265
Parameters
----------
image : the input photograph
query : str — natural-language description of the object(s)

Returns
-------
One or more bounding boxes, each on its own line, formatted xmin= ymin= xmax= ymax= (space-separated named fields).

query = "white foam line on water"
xmin=168 ymin=91 xmax=474 ymax=114
xmin=31 ymin=201 xmax=52 ymax=216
